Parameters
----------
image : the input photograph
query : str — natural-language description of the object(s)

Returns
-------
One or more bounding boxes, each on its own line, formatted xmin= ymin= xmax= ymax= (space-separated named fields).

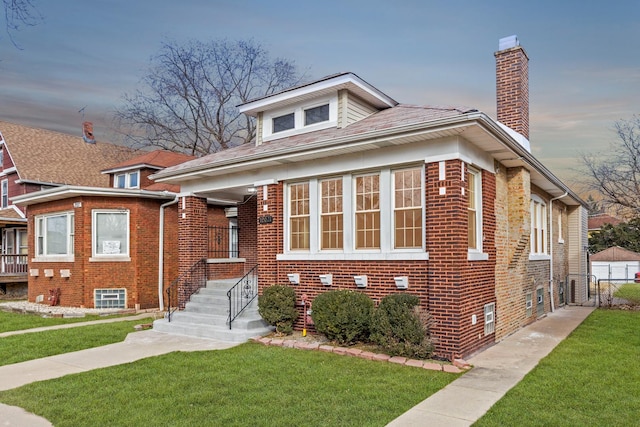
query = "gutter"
xmin=158 ymin=197 xmax=179 ymax=311
xmin=548 ymin=192 xmax=568 ymax=312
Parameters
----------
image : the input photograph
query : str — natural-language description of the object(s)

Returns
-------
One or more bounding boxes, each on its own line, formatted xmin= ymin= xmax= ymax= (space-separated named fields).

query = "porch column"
xmin=177 ymin=195 xmax=208 ymax=308
xmin=256 ymin=183 xmax=282 ymax=290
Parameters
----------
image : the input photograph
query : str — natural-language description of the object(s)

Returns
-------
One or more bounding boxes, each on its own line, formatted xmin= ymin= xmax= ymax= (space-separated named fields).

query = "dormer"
xmin=238 ymin=72 xmax=398 ymax=146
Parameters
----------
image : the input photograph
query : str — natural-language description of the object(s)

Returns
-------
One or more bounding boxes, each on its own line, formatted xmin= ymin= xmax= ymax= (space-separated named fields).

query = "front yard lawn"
xmin=0 ymin=308 xmax=127 ymax=333
xmin=475 ymin=309 xmax=640 ymax=426
xmin=0 ymin=343 xmax=459 ymax=427
xmin=0 ymin=318 xmax=153 ymax=366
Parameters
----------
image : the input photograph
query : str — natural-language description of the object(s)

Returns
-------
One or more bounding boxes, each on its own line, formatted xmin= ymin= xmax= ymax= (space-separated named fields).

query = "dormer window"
xmin=114 ymin=171 xmax=140 ymax=189
xmin=304 ymin=104 xmax=329 ymax=126
xmin=262 ymin=98 xmax=337 ymax=142
xmin=273 ymin=113 xmax=295 ymax=133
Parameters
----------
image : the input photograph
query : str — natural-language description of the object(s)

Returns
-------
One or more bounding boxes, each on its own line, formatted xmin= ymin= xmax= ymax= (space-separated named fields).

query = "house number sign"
xmin=258 ymin=215 xmax=273 ymax=224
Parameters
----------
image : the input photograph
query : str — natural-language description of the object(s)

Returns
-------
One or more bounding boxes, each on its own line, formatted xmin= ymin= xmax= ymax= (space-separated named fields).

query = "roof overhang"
xmin=12 ymin=186 xmax=176 ymax=206
xmin=238 ymin=73 xmax=398 ymax=117
xmin=152 ymin=112 xmax=586 ymax=208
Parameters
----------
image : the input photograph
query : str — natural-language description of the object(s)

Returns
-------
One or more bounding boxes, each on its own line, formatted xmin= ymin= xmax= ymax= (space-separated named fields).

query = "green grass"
xmin=475 ymin=310 xmax=640 ymax=426
xmin=0 ymin=318 xmax=153 ymax=366
xmin=0 ymin=309 xmax=128 ymax=333
xmin=0 ymin=343 xmax=459 ymax=427
xmin=613 ymin=283 xmax=640 ymax=304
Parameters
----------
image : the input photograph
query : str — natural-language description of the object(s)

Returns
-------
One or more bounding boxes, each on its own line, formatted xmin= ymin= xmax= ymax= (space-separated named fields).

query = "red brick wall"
xmin=27 ymin=196 xmax=171 ymax=309
xmin=177 ymin=196 xmax=208 ymax=307
xmin=238 ymin=195 xmax=257 ymax=269
xmin=495 ymin=45 xmax=529 ymax=139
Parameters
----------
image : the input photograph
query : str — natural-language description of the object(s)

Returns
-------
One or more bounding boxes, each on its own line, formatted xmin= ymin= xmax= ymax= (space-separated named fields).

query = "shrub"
xmin=258 ymin=285 xmax=298 ymax=335
xmin=370 ymin=293 xmax=434 ymax=359
xmin=311 ymin=290 xmax=374 ymax=345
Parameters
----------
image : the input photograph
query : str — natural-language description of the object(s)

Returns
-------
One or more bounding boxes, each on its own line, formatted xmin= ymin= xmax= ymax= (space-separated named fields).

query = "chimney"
xmin=495 ymin=35 xmax=529 ymax=139
xmin=82 ymin=121 xmax=96 ymax=144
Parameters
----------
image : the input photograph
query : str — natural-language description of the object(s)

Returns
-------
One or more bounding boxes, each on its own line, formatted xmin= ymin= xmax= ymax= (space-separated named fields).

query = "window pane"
xmin=356 ymin=175 xmax=380 ymax=249
xmin=393 ymin=169 xmax=422 ymax=249
xmin=273 ymin=113 xmax=295 ymax=133
xmin=129 ymin=172 xmax=139 ymax=188
xmin=95 ymin=212 xmax=128 ymax=255
xmin=304 ymin=104 xmax=329 ymax=126
xmin=289 ymin=183 xmax=309 ymax=250
xmin=46 ymin=215 xmax=68 ymax=255
xmin=321 ymin=178 xmax=343 ymax=250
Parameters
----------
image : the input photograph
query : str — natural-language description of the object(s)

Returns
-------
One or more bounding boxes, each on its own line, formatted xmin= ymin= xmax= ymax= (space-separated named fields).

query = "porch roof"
xmin=12 ymin=185 xmax=176 ymax=206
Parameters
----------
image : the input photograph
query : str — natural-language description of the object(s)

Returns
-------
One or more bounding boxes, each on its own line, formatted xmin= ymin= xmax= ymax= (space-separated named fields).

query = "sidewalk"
xmin=0 ymin=316 xmax=239 ymax=427
xmin=387 ymin=305 xmax=595 ymax=426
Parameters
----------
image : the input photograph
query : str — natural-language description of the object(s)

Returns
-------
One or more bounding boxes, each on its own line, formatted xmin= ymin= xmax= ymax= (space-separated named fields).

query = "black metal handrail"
xmin=166 ymin=258 xmax=207 ymax=322
xmin=227 ymin=265 xmax=258 ymax=329
xmin=208 ymin=226 xmax=239 ymax=258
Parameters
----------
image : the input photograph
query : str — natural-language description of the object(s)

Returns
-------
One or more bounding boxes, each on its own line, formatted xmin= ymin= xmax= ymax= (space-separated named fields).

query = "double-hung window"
xmin=467 ymin=168 xmax=481 ymax=251
xmin=289 ymin=183 xmax=310 ymax=250
xmin=92 ymin=210 xmax=130 ymax=260
xmin=1 ymin=179 xmax=8 ymax=208
xmin=394 ymin=168 xmax=422 ymax=249
xmin=35 ymin=212 xmax=74 ymax=259
xmin=530 ymin=196 xmax=548 ymax=257
xmin=320 ymin=178 xmax=343 ymax=250
xmin=355 ymin=174 xmax=380 ymax=250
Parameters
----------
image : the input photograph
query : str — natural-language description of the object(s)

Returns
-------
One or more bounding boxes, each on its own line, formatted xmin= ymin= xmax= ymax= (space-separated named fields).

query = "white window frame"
xmin=279 ymin=165 xmax=428 ymax=261
xmin=1 ymin=179 xmax=8 ymax=208
xmin=34 ymin=212 xmax=75 ymax=262
xmin=262 ymin=97 xmax=337 ymax=142
xmin=392 ymin=167 xmax=424 ymax=250
xmin=114 ymin=171 xmax=140 ymax=189
xmin=484 ymin=302 xmax=495 ymax=335
xmin=91 ymin=209 xmax=130 ymax=261
xmin=530 ymin=195 xmax=549 ymax=259
xmin=467 ymin=166 xmax=488 ymax=261
xmin=558 ymin=210 xmax=564 ymax=244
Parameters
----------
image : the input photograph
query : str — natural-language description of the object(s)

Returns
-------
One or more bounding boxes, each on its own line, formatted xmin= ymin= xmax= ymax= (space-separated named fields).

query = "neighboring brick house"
xmin=12 ymin=150 xmax=195 ymax=310
xmin=151 ymin=36 xmax=589 ymax=360
xmin=0 ymin=121 xmax=139 ymax=297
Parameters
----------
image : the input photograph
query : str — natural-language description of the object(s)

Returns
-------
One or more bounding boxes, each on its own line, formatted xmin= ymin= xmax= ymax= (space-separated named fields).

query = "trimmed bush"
xmin=258 ymin=285 xmax=298 ymax=335
xmin=370 ymin=293 xmax=434 ymax=359
xmin=311 ymin=290 xmax=374 ymax=345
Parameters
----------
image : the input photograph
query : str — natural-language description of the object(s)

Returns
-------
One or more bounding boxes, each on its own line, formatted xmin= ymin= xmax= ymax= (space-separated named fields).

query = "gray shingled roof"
xmin=159 ymin=104 xmax=475 ymax=176
xmin=0 ymin=121 xmax=140 ymax=188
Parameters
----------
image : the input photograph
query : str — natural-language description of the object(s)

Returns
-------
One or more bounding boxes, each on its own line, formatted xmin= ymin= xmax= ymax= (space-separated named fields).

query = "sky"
xmin=1 ymin=0 xmax=639 ymax=185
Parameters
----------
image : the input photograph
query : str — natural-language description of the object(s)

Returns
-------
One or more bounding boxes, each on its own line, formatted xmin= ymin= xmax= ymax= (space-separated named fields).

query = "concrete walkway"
xmin=0 ymin=305 xmax=595 ymax=427
xmin=0 ymin=317 xmax=239 ymax=427
xmin=387 ymin=305 xmax=595 ymax=426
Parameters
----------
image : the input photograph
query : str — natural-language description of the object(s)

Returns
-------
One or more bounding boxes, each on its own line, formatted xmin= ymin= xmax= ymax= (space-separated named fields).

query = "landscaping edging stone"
xmin=252 ymin=336 xmax=471 ymax=373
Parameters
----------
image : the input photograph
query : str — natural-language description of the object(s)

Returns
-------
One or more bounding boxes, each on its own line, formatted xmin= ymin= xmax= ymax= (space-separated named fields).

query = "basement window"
xmin=526 ymin=292 xmax=533 ymax=317
xmin=94 ymin=288 xmax=126 ymax=309
xmin=484 ymin=302 xmax=495 ymax=335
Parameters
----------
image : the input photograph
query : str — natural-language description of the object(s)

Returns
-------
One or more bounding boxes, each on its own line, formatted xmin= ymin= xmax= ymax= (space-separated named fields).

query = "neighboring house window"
xmin=114 ymin=171 xmax=140 ymax=189
xmin=95 ymin=288 xmax=126 ymax=309
xmin=355 ymin=173 xmax=380 ymax=249
xmin=1 ymin=179 xmax=7 ymax=208
xmin=273 ymin=113 xmax=295 ymax=133
xmin=558 ymin=212 xmax=564 ymax=244
xmin=530 ymin=195 xmax=548 ymax=255
xmin=467 ymin=168 xmax=482 ymax=251
xmin=393 ymin=168 xmax=423 ymax=249
xmin=320 ymin=178 xmax=343 ymax=250
xmin=229 ymin=218 xmax=239 ymax=258
xmin=484 ymin=302 xmax=495 ymax=335
xmin=304 ymin=104 xmax=330 ymax=126
xmin=289 ymin=183 xmax=310 ymax=250
xmin=92 ymin=210 xmax=130 ymax=258
xmin=0 ymin=147 xmax=4 ymax=168
xmin=35 ymin=212 xmax=75 ymax=258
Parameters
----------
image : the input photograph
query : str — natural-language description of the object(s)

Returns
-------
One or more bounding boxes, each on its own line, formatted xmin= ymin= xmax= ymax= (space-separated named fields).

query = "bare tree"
xmin=114 ymin=39 xmax=303 ymax=156
xmin=2 ymin=0 xmax=40 ymax=48
xmin=581 ymin=115 xmax=640 ymax=217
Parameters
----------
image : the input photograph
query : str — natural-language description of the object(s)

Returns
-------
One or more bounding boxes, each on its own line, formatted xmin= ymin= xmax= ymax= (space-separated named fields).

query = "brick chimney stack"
xmin=495 ymin=35 xmax=529 ymax=139
xmin=82 ymin=121 xmax=96 ymax=144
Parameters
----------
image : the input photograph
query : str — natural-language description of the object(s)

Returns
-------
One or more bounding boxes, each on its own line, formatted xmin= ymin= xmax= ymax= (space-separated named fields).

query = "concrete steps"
xmin=153 ymin=278 xmax=273 ymax=343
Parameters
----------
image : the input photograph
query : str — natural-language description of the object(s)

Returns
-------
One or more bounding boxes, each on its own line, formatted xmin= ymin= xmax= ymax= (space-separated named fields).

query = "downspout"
xmin=158 ymin=197 xmax=179 ymax=311
xmin=548 ymin=192 xmax=568 ymax=312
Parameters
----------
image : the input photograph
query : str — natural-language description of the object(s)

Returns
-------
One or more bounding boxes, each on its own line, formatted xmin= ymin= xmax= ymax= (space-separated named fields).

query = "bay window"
xmin=355 ymin=174 xmax=380 ymax=249
xmin=320 ymin=178 xmax=343 ymax=250
xmin=289 ymin=183 xmax=310 ymax=250
xmin=394 ymin=168 xmax=423 ymax=249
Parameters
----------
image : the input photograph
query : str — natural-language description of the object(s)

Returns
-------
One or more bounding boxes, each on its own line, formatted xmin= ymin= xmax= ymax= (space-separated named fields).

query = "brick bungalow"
xmin=152 ymin=36 xmax=589 ymax=360
xmin=0 ymin=121 xmax=139 ymax=298
xmin=13 ymin=150 xmax=195 ymax=309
